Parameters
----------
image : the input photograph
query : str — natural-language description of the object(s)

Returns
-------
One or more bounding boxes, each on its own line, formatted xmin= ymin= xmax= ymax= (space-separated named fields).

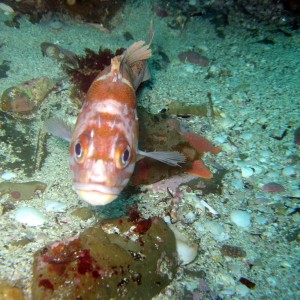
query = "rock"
xmin=71 ymin=207 xmax=94 ymax=220
xmin=32 ymin=217 xmax=177 ymax=299
xmin=0 ymin=280 xmax=25 ymax=300
xmin=14 ymin=206 xmax=46 ymax=226
xmin=44 ymin=199 xmax=67 ymax=213
xmin=0 ymin=181 xmax=47 ymax=200
xmin=178 ymin=51 xmax=209 ymax=67
xmin=230 ymin=210 xmax=252 ymax=228
xmin=40 ymin=42 xmax=77 ymax=65
xmin=1 ymin=77 xmax=55 ymax=117
xmin=262 ymin=182 xmax=285 ymax=193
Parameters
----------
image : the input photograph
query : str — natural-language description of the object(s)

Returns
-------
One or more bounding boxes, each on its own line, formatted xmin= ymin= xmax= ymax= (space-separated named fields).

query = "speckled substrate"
xmin=0 ymin=1 xmax=299 ymax=299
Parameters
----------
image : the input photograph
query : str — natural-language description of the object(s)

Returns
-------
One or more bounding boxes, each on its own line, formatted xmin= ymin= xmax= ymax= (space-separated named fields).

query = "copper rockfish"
xmin=47 ymin=29 xmax=185 ymax=205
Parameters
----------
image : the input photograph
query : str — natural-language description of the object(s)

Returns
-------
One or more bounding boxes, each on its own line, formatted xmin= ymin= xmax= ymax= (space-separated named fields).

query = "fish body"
xmin=44 ymin=25 xmax=185 ymax=205
xmin=70 ymin=42 xmax=150 ymax=205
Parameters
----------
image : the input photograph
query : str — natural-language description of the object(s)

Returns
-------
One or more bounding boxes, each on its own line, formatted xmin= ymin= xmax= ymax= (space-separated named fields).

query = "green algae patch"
xmin=0 ymin=181 xmax=47 ymax=200
xmin=32 ymin=217 xmax=177 ymax=299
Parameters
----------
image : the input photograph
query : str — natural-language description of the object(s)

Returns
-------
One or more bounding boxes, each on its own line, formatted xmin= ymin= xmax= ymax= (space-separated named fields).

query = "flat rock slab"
xmin=32 ymin=217 xmax=177 ymax=299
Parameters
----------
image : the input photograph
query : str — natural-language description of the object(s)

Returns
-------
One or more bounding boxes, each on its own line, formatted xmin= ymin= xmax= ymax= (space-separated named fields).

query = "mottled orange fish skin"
xmin=70 ymin=54 xmax=143 ymax=205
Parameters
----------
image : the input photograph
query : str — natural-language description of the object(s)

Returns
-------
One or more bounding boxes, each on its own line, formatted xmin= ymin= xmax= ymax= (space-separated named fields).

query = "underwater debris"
xmin=220 ymin=245 xmax=247 ymax=258
xmin=150 ymin=174 xmax=197 ymax=194
xmin=178 ymin=51 xmax=209 ymax=67
xmin=207 ymin=92 xmax=215 ymax=120
xmin=0 ymin=181 xmax=47 ymax=201
xmin=40 ymin=42 xmax=77 ymax=65
xmin=239 ymin=277 xmax=256 ymax=289
xmin=1 ymin=76 xmax=55 ymax=117
xmin=131 ymin=108 xmax=222 ymax=186
xmin=270 ymin=129 xmax=288 ymax=140
xmin=32 ymin=217 xmax=177 ymax=299
xmin=167 ymin=100 xmax=207 ymax=117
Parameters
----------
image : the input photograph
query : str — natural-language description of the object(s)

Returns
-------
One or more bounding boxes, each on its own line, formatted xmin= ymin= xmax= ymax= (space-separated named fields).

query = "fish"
xmin=47 ymin=25 xmax=185 ymax=206
xmin=130 ymin=108 xmax=222 ymax=187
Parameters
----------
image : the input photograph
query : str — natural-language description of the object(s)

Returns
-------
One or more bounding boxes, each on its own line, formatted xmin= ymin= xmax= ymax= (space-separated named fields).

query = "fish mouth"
xmin=74 ymin=183 xmax=120 ymax=206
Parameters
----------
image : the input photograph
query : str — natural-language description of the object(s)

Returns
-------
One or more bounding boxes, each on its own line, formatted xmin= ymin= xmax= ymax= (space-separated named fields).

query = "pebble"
xmin=219 ymin=117 xmax=235 ymax=129
xmin=214 ymin=135 xmax=227 ymax=144
xmin=168 ymin=224 xmax=197 ymax=265
xmin=185 ymin=211 xmax=196 ymax=223
xmin=262 ymin=182 xmax=285 ymax=193
xmin=0 ymin=3 xmax=14 ymax=15
xmin=291 ymin=189 xmax=300 ymax=198
xmin=232 ymin=179 xmax=244 ymax=190
xmin=240 ymin=132 xmax=253 ymax=141
xmin=230 ymin=210 xmax=252 ymax=228
xmin=241 ymin=167 xmax=254 ymax=178
xmin=1 ymin=171 xmax=16 ymax=180
xmin=236 ymin=283 xmax=250 ymax=297
xmin=14 ymin=206 xmax=46 ymax=226
xmin=44 ymin=199 xmax=67 ymax=213
xmin=282 ymin=166 xmax=295 ymax=176
xmin=256 ymin=215 xmax=268 ymax=225
xmin=204 ymin=221 xmax=228 ymax=241
xmin=216 ymin=272 xmax=235 ymax=287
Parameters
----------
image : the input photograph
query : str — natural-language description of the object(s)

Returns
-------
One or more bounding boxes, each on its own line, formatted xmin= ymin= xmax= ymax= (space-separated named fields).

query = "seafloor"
xmin=0 ymin=1 xmax=299 ymax=299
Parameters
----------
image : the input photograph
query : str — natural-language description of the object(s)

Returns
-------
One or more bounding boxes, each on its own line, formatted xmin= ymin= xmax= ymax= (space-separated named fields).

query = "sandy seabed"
xmin=0 ymin=1 xmax=299 ymax=299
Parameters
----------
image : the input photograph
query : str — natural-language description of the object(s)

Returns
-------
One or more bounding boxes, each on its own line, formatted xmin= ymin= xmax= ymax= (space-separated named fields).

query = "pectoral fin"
xmin=44 ymin=118 xmax=73 ymax=142
xmin=137 ymin=150 xmax=186 ymax=167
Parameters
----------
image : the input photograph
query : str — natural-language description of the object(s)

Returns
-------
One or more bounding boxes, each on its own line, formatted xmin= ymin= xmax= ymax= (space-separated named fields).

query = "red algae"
xmin=262 ymin=182 xmax=285 ymax=193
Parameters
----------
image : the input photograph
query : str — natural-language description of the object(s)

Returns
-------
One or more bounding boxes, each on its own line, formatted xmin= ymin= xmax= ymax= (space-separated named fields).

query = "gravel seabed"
xmin=0 ymin=1 xmax=299 ymax=299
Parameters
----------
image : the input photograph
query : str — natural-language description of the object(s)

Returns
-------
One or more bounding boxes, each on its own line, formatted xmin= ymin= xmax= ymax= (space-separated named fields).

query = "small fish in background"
xmin=130 ymin=108 xmax=222 ymax=186
xmin=46 ymin=24 xmax=186 ymax=206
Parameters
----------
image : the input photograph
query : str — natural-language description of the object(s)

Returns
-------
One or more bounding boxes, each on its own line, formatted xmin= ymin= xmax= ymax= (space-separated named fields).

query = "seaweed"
xmin=62 ymin=47 xmax=124 ymax=102
xmin=4 ymin=0 xmax=124 ymax=26
xmin=0 ymin=60 xmax=10 ymax=79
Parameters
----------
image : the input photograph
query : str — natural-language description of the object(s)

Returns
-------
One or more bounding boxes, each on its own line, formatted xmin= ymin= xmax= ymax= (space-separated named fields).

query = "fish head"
xmin=70 ymin=121 xmax=137 ymax=206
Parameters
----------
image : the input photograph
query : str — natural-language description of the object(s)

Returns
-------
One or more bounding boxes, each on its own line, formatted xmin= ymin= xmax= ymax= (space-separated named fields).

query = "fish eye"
xmin=74 ymin=141 xmax=83 ymax=161
xmin=116 ymin=144 xmax=131 ymax=169
xmin=122 ymin=146 xmax=130 ymax=164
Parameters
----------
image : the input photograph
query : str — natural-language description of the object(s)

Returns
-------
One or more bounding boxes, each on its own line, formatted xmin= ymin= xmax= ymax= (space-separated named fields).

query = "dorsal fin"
xmin=111 ymin=56 xmax=122 ymax=82
xmin=123 ymin=41 xmax=152 ymax=67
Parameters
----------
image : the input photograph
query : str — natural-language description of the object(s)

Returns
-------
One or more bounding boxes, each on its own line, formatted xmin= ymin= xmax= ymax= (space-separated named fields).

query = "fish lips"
xmin=73 ymin=183 xmax=121 ymax=205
